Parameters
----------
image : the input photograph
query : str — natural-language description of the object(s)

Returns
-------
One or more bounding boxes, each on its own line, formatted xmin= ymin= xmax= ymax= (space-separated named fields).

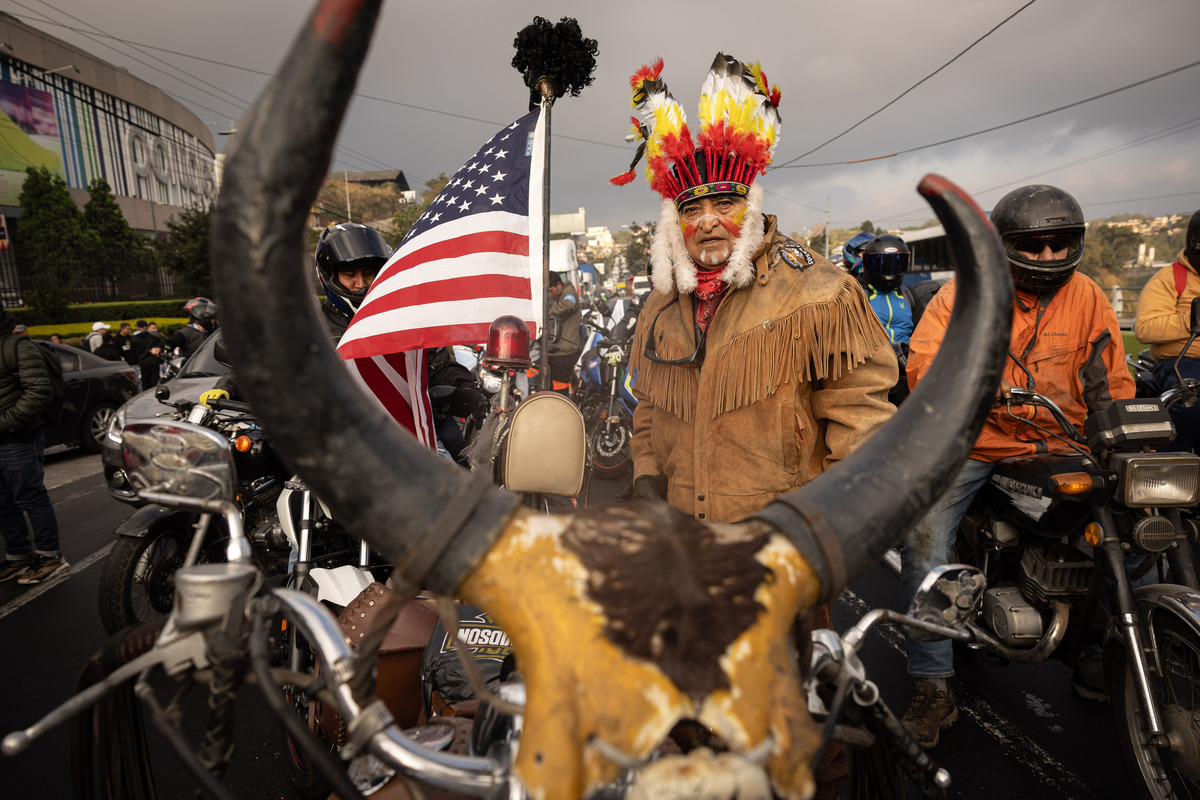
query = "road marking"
xmin=837 ymin=589 xmax=1097 ymax=799
xmin=0 ymin=543 xmax=112 ymax=623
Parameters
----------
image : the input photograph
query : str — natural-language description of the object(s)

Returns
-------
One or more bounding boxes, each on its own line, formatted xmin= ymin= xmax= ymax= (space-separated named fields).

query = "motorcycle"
xmin=461 ymin=315 xmax=586 ymax=510
xmin=98 ymin=354 xmax=368 ymax=636
xmin=576 ymin=301 xmax=640 ymax=480
xmin=940 ymin=372 xmax=1200 ymax=799
xmin=4 ymin=414 xmax=981 ymax=798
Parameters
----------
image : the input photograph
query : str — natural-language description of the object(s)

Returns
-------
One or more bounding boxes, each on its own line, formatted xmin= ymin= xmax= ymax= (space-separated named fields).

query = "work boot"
xmin=1071 ymin=655 xmax=1111 ymax=704
xmin=0 ymin=556 xmax=31 ymax=582
xmin=901 ymin=680 xmax=958 ymax=749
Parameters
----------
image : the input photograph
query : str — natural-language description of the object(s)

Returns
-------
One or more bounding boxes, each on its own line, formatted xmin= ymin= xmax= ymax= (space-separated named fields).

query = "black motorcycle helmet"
xmin=860 ymin=234 xmax=911 ymax=292
xmin=185 ymin=296 xmax=218 ymax=331
xmin=990 ymin=184 xmax=1085 ymax=293
xmin=314 ymin=223 xmax=392 ymax=316
xmin=1186 ymin=208 xmax=1200 ymax=267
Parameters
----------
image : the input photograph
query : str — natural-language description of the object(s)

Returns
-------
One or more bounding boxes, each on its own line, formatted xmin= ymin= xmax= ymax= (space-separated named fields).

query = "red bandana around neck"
xmin=693 ymin=267 xmax=729 ymax=330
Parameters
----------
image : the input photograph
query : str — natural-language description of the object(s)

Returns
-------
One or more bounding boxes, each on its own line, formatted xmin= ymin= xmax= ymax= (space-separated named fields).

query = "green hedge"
xmin=8 ymin=298 xmax=195 ymax=327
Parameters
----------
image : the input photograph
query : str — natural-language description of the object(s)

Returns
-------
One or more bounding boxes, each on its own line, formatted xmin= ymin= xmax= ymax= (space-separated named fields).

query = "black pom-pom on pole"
xmin=511 ymin=17 xmax=597 ymax=391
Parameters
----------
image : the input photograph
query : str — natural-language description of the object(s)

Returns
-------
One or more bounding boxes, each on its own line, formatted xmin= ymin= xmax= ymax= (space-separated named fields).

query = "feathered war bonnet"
xmin=611 ymin=54 xmax=782 ymax=295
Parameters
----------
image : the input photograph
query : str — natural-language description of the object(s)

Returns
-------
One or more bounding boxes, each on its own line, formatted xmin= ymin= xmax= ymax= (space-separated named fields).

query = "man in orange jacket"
xmin=899 ymin=185 xmax=1135 ymax=749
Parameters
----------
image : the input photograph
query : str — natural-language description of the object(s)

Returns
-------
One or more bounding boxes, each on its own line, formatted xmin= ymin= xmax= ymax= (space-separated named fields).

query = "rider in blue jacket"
xmin=858 ymin=235 xmax=915 ymax=344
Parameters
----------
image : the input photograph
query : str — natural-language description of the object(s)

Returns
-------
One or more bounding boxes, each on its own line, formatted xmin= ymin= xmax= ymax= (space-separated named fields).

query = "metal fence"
xmin=0 ymin=244 xmax=184 ymax=307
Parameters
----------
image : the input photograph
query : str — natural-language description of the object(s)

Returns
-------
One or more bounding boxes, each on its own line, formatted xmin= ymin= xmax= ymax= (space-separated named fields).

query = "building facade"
xmin=0 ymin=12 xmax=217 ymax=236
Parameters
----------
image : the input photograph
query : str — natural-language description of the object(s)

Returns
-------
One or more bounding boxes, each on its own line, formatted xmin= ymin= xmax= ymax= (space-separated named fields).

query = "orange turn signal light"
xmin=1051 ymin=472 xmax=1094 ymax=494
xmin=234 ymin=435 xmax=253 ymax=453
xmin=1084 ymin=522 xmax=1102 ymax=547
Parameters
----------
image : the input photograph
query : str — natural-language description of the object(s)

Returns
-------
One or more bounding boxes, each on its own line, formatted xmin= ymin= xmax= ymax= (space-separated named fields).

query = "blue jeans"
xmin=1153 ymin=355 xmax=1200 ymax=453
xmin=899 ymin=457 xmax=995 ymax=679
xmin=0 ymin=431 xmax=60 ymax=558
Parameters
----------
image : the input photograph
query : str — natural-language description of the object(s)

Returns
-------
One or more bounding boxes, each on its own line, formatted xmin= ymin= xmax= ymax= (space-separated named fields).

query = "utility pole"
xmin=344 ymin=171 xmax=352 ymax=222
xmin=825 ymin=196 xmax=831 ymax=261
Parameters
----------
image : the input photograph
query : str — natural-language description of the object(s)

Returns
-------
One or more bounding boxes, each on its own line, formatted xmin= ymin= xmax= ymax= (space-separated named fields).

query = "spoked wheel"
xmin=281 ymin=640 xmax=340 ymax=799
xmin=590 ymin=414 xmax=632 ymax=479
xmin=98 ymin=519 xmax=211 ymax=635
xmin=1112 ymin=613 xmax=1200 ymax=799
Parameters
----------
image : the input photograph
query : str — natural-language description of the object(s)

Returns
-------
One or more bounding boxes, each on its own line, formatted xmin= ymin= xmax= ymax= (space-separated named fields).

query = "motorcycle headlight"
xmin=106 ymin=406 xmax=126 ymax=444
xmin=1113 ymin=452 xmax=1200 ymax=507
xmin=479 ymin=370 xmax=502 ymax=394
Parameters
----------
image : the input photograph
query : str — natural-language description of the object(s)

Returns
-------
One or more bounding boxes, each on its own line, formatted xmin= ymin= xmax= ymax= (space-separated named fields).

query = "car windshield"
xmin=178 ymin=330 xmax=230 ymax=379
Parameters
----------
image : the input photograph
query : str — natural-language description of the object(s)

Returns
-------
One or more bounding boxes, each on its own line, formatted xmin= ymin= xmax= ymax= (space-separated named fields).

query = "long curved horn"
xmin=209 ymin=0 xmax=519 ymax=594
xmin=752 ymin=175 xmax=1012 ymax=600
xmin=211 ymin=0 xmax=1010 ymax=605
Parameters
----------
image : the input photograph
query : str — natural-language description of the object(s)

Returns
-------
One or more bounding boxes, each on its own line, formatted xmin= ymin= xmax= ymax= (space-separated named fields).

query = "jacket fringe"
xmin=706 ymin=281 xmax=888 ymax=418
xmin=635 ymin=339 xmax=700 ymax=423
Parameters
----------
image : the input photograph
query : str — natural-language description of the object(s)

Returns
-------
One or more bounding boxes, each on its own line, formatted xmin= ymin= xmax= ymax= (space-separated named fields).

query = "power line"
xmin=869 ymin=112 xmax=1200 ymax=225
xmin=14 ymin=5 xmax=396 ymax=173
xmin=772 ymin=0 xmax=1038 ymax=169
xmin=14 ymin=10 xmax=626 ymax=155
xmin=774 ymin=57 xmax=1200 ymax=169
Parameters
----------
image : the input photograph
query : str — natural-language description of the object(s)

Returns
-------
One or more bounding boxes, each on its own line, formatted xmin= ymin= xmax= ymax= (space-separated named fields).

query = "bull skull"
xmin=210 ymin=1 xmax=1012 ymax=797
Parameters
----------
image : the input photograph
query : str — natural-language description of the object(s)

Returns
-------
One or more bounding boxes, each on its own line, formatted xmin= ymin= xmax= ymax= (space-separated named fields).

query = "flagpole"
xmin=537 ymin=78 xmax=556 ymax=392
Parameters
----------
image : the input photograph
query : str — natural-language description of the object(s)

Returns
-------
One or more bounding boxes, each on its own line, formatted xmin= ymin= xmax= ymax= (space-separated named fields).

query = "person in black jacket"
xmin=0 ymin=309 xmax=67 ymax=584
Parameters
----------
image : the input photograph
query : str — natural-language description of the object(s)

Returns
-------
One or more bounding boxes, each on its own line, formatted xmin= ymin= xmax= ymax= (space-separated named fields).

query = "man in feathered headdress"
xmin=614 ymin=54 xmax=898 ymax=525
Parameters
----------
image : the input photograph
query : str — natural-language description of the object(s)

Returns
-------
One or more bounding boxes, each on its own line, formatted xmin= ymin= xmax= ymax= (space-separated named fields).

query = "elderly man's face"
xmin=679 ymin=195 xmax=748 ymax=269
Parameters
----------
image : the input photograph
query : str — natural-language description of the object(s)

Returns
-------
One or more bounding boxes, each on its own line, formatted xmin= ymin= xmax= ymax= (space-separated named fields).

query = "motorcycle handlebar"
xmin=1003 ymin=387 xmax=1088 ymax=446
xmin=208 ymin=397 xmax=255 ymax=414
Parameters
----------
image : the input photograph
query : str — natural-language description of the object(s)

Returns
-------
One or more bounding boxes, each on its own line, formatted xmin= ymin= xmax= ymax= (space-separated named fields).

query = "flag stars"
xmin=474 ymin=185 xmax=488 ymax=196
xmin=466 ymin=162 xmax=479 ymax=172
xmin=489 ymin=194 xmax=505 ymax=205
xmin=494 ymin=149 xmax=508 ymax=159
xmin=428 ymin=212 xmax=441 ymax=223
xmin=458 ymin=199 xmax=472 ymax=212
xmin=462 ymin=180 xmax=475 ymax=191
xmin=491 ymin=171 xmax=507 ymax=182
xmin=483 ymin=147 xmax=494 ymax=156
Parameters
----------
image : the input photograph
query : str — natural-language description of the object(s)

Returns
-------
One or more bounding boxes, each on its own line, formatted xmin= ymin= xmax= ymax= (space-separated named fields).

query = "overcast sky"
xmin=13 ymin=0 xmax=1200 ymax=237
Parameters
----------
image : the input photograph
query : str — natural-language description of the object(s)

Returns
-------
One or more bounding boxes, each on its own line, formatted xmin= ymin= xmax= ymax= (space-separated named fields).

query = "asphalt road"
xmin=0 ymin=451 xmax=1142 ymax=799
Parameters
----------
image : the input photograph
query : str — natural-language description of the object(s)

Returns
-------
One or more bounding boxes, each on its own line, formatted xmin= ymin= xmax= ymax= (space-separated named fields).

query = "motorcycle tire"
xmin=97 ymin=519 xmax=210 ymax=636
xmin=590 ymin=416 xmax=632 ymax=480
xmin=281 ymin=683 xmax=338 ymax=799
xmin=1111 ymin=613 xmax=1200 ymax=799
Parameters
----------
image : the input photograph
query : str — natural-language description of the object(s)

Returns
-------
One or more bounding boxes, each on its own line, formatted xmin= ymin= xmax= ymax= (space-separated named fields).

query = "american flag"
xmin=337 ymin=109 xmax=546 ymax=447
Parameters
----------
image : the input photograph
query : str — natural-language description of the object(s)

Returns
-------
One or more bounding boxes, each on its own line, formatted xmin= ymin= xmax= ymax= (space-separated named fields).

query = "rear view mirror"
xmin=121 ymin=421 xmax=236 ymax=502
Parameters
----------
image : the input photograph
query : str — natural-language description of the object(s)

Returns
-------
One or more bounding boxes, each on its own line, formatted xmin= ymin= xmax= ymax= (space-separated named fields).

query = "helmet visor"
xmin=318 ymin=226 xmax=392 ymax=271
xmin=1003 ymin=231 xmax=1082 ymax=267
xmin=862 ymin=251 xmax=910 ymax=277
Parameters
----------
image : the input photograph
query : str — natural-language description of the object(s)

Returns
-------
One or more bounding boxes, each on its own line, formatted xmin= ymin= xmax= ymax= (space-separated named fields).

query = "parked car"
xmin=102 ymin=330 xmax=229 ymax=503
xmin=41 ymin=340 xmax=137 ymax=454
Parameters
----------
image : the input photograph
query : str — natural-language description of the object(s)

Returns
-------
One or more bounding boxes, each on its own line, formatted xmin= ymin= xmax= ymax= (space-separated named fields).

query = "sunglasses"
xmin=643 ymin=295 xmax=708 ymax=366
xmin=1010 ymin=234 xmax=1078 ymax=255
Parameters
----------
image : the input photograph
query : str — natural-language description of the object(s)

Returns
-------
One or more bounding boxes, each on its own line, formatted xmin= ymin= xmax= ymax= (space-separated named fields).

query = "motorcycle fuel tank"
xmin=979 ymin=455 xmax=1093 ymax=538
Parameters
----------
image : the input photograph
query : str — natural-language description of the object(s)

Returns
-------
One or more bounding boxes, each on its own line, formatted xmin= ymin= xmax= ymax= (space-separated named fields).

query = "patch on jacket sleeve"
xmin=775 ymin=241 xmax=815 ymax=270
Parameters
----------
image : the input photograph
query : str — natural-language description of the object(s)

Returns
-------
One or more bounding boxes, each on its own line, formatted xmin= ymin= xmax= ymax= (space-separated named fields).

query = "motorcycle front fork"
xmin=1091 ymin=503 xmax=1200 ymax=745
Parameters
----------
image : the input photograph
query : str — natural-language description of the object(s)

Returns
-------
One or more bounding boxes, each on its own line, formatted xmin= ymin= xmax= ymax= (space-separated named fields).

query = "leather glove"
xmin=632 ymin=473 xmax=668 ymax=501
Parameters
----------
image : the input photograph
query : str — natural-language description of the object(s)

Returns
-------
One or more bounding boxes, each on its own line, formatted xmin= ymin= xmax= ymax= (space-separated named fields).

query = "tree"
xmin=83 ymin=178 xmax=147 ymax=298
xmin=1078 ymin=224 xmax=1141 ymax=287
xmin=623 ymin=221 xmax=655 ymax=274
xmin=14 ymin=166 xmax=91 ymax=319
xmin=158 ymin=204 xmax=213 ymax=296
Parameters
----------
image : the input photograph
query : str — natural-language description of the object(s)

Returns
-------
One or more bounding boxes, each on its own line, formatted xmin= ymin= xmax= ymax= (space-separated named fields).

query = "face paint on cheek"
xmin=717 ymin=217 xmax=741 ymax=238
xmin=682 ymin=222 xmax=698 ymax=239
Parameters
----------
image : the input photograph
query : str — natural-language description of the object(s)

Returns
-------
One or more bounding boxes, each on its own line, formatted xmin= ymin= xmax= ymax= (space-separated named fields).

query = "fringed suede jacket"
xmin=629 ymin=216 xmax=898 ymax=523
